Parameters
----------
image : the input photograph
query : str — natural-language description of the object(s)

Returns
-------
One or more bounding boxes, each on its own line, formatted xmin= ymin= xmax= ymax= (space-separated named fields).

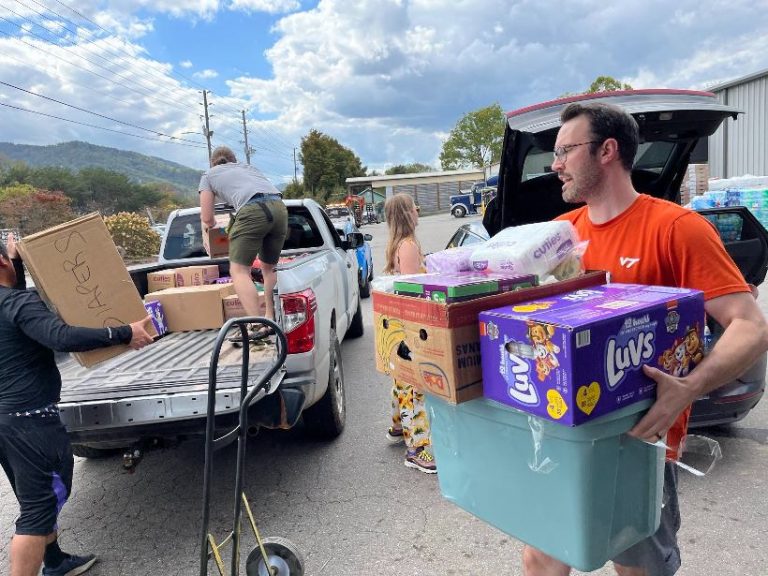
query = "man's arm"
xmin=200 ymin=189 xmax=216 ymax=228
xmin=5 ymin=290 xmax=154 ymax=352
xmin=630 ymin=291 xmax=768 ymax=440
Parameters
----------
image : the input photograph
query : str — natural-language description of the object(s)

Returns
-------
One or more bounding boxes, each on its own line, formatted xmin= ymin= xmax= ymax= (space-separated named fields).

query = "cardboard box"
xmin=147 ymin=269 xmax=177 ymax=293
xmin=174 ymin=265 xmax=220 ymax=287
xmin=393 ymin=272 xmax=537 ymax=303
xmin=145 ymin=284 xmax=235 ymax=331
xmin=479 ymin=284 xmax=705 ymax=425
xmin=203 ymin=213 xmax=232 ymax=258
xmin=17 ymin=213 xmax=153 ymax=367
xmin=222 ymin=292 xmax=266 ymax=320
xmin=143 ymin=300 xmax=168 ymax=336
xmin=373 ymin=271 xmax=607 ymax=403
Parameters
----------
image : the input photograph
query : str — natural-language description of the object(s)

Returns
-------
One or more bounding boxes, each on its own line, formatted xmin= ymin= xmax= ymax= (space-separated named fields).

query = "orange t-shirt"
xmin=557 ymin=194 xmax=749 ymax=457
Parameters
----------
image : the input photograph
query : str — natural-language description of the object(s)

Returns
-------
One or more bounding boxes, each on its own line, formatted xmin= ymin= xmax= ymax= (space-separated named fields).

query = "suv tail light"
xmin=280 ymin=289 xmax=317 ymax=354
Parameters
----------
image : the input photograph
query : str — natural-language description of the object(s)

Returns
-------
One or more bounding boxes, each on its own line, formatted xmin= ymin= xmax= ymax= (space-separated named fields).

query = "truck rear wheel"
xmin=302 ymin=329 xmax=346 ymax=439
xmin=452 ymin=205 xmax=467 ymax=218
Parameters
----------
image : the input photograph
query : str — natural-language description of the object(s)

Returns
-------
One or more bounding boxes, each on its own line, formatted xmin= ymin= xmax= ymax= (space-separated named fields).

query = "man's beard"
xmin=561 ymin=161 xmax=603 ymax=204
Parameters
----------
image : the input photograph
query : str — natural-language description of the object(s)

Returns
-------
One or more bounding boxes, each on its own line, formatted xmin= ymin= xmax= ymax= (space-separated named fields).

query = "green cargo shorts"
xmin=228 ymin=199 xmax=288 ymax=266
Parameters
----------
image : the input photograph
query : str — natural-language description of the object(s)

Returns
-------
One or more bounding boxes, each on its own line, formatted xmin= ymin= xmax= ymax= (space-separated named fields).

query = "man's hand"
xmin=628 ymin=364 xmax=699 ymax=442
xmin=129 ymin=316 xmax=155 ymax=350
xmin=6 ymin=232 xmax=18 ymax=259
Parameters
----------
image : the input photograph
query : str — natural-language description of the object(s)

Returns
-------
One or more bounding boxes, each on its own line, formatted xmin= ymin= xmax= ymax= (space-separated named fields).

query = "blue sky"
xmin=0 ymin=0 xmax=767 ymax=184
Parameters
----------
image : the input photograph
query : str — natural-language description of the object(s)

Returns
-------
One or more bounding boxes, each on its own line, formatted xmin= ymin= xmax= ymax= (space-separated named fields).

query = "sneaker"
xmin=404 ymin=448 xmax=437 ymax=474
xmin=386 ymin=426 xmax=404 ymax=444
xmin=43 ymin=554 xmax=97 ymax=576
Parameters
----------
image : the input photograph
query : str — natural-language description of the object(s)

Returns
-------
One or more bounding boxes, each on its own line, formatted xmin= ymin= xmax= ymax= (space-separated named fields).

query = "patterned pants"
xmin=391 ymin=379 xmax=433 ymax=456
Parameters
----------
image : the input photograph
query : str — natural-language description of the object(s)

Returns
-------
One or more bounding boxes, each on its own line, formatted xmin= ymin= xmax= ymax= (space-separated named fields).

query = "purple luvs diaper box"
xmin=479 ymin=284 xmax=705 ymax=425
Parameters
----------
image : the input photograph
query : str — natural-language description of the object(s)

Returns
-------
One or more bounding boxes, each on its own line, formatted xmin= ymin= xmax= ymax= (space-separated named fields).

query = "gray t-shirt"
xmin=198 ymin=162 xmax=281 ymax=212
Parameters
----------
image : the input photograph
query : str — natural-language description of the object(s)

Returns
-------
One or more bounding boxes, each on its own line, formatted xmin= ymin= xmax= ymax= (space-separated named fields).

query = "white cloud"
xmin=1 ymin=0 xmax=768 ymax=184
xmin=227 ymin=0 xmax=300 ymax=14
xmin=194 ymin=69 xmax=219 ymax=79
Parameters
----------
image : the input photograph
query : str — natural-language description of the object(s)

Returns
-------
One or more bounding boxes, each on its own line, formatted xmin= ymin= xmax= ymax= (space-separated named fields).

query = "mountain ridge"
xmin=0 ymin=141 xmax=202 ymax=197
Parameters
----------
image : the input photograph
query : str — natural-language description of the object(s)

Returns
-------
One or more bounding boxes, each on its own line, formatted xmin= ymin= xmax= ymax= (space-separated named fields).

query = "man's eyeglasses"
xmin=553 ymin=140 xmax=600 ymax=163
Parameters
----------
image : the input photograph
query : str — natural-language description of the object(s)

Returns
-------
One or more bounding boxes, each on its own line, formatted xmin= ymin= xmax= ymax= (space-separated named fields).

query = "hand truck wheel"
xmin=246 ymin=537 xmax=305 ymax=576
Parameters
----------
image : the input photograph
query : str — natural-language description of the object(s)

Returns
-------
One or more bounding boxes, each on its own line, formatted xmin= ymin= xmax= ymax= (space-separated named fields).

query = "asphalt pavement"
xmin=1 ymin=212 xmax=766 ymax=575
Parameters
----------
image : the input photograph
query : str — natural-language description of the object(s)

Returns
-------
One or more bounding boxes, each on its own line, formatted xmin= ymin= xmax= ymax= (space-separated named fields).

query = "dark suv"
xmin=481 ymin=89 xmax=768 ymax=427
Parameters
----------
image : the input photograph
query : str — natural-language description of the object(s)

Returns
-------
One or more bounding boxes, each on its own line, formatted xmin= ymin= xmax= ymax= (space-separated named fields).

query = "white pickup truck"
xmin=57 ymin=198 xmax=365 ymax=459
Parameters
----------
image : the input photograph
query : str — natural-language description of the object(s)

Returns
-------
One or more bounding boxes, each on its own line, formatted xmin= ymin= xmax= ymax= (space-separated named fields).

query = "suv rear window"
xmin=521 ymin=140 xmax=677 ymax=182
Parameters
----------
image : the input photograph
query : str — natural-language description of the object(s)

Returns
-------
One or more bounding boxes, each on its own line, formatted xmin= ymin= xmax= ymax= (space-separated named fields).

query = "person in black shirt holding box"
xmin=0 ymin=234 xmax=154 ymax=576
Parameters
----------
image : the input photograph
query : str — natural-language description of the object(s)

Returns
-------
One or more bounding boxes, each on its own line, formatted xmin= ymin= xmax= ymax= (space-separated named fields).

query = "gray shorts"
xmin=612 ymin=462 xmax=681 ymax=576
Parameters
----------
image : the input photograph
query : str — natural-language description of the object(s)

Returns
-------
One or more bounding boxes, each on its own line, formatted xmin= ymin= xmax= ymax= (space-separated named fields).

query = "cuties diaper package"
xmin=479 ymin=284 xmax=705 ymax=425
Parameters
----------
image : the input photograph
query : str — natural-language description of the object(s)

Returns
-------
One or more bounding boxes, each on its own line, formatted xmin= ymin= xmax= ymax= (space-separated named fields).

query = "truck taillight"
xmin=280 ymin=289 xmax=317 ymax=354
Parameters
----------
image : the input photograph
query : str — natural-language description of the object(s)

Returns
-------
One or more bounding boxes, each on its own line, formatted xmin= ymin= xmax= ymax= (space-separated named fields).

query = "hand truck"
xmin=199 ymin=317 xmax=304 ymax=576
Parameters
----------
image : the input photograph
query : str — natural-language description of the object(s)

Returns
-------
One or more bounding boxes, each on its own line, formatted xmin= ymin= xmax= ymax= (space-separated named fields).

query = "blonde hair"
xmin=384 ymin=193 xmax=421 ymax=274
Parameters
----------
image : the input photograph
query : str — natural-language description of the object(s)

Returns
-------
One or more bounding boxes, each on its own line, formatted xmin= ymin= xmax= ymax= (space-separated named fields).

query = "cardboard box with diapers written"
xmin=18 ymin=213 xmax=154 ymax=367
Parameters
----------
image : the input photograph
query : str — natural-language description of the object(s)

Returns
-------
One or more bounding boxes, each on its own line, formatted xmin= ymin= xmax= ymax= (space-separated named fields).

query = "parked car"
xmin=452 ymin=90 xmax=768 ymax=427
xmin=335 ymin=220 xmax=374 ymax=298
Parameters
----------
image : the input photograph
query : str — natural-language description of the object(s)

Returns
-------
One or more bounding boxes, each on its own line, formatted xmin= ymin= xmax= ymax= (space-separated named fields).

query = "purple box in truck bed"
xmin=479 ymin=284 xmax=705 ymax=425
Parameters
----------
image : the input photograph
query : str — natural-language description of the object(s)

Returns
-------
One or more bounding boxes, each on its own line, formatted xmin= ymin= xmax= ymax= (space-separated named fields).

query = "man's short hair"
xmin=0 ymin=240 xmax=8 ymax=260
xmin=210 ymin=146 xmax=237 ymax=167
xmin=560 ymin=102 xmax=639 ymax=171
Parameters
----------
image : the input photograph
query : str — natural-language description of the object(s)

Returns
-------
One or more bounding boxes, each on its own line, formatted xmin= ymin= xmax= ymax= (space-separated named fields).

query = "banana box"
xmin=373 ymin=271 xmax=607 ymax=404
xmin=479 ymin=284 xmax=705 ymax=425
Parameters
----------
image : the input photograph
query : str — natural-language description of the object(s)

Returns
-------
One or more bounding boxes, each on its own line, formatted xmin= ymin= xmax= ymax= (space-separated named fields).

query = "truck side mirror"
xmin=343 ymin=232 xmax=364 ymax=249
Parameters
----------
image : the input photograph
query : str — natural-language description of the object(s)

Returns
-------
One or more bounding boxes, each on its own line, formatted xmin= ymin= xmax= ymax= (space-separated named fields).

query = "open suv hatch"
xmin=483 ymin=89 xmax=768 ymax=427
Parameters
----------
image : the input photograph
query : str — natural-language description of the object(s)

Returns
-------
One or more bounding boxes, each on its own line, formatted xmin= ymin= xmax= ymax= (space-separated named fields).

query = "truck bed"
xmin=57 ymin=331 xmax=285 ymax=434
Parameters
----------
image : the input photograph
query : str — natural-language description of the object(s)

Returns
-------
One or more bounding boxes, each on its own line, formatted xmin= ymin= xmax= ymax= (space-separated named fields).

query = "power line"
xmin=0 ymin=101 xmax=208 ymax=148
xmin=0 ymin=10 xmax=195 ymax=115
xmin=0 ymin=79 xmax=203 ymax=144
xmin=14 ymin=0 xmax=202 ymax=108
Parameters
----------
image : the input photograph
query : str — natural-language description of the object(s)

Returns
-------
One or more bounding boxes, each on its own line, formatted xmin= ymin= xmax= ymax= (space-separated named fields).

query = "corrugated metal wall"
xmin=710 ymin=74 xmax=768 ymax=178
xmin=392 ymin=179 xmax=481 ymax=214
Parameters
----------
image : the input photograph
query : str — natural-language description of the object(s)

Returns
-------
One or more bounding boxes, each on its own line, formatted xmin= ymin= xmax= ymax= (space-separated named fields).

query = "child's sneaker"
xmin=386 ymin=426 xmax=404 ymax=444
xmin=405 ymin=447 xmax=437 ymax=474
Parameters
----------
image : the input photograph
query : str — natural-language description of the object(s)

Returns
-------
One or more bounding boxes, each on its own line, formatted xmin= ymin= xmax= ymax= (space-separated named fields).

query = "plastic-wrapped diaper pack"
xmin=425 ymin=246 xmax=475 ymax=274
xmin=470 ymin=221 xmax=582 ymax=280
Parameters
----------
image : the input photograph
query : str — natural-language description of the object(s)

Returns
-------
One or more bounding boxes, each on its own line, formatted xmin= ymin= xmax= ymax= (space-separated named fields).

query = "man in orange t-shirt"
xmin=522 ymin=102 xmax=768 ymax=576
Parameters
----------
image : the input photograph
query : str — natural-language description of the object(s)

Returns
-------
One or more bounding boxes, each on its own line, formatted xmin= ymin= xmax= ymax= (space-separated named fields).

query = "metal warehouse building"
xmin=709 ymin=67 xmax=768 ymax=178
xmin=345 ymin=168 xmax=485 ymax=215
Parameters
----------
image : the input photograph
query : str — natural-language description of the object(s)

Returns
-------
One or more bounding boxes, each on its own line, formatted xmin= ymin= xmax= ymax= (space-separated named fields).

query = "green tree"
xmin=384 ymin=163 xmax=435 ymax=175
xmin=299 ymin=129 xmax=366 ymax=202
xmin=282 ymin=181 xmax=307 ymax=200
xmin=0 ymin=183 xmax=36 ymax=203
xmin=586 ymin=75 xmax=633 ymax=93
xmin=439 ymin=103 xmax=505 ymax=170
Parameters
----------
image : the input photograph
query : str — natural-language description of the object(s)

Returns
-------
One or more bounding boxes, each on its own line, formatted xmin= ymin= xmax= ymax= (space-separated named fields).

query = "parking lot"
xmin=1 ymin=212 xmax=767 ymax=575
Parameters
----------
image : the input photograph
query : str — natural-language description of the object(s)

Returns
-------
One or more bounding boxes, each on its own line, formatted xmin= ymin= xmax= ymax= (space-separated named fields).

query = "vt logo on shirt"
xmin=619 ymin=256 xmax=640 ymax=269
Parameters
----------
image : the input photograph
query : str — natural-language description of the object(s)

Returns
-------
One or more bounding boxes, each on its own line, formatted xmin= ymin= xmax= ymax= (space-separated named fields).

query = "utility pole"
xmin=202 ymin=90 xmax=213 ymax=165
xmin=293 ymin=147 xmax=298 ymax=183
xmin=241 ymin=110 xmax=251 ymax=165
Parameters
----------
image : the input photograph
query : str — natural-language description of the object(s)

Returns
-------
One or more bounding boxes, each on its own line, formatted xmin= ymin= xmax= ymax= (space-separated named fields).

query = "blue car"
xmin=336 ymin=220 xmax=373 ymax=298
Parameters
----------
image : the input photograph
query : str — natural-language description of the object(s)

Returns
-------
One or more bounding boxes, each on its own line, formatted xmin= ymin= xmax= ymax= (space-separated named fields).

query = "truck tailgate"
xmin=57 ymin=331 xmax=285 ymax=433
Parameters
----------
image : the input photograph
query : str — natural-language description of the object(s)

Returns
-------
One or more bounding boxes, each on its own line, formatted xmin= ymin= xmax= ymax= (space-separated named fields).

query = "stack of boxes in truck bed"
xmin=144 ymin=265 xmax=265 ymax=333
xmin=374 ymin=272 xmax=705 ymax=571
